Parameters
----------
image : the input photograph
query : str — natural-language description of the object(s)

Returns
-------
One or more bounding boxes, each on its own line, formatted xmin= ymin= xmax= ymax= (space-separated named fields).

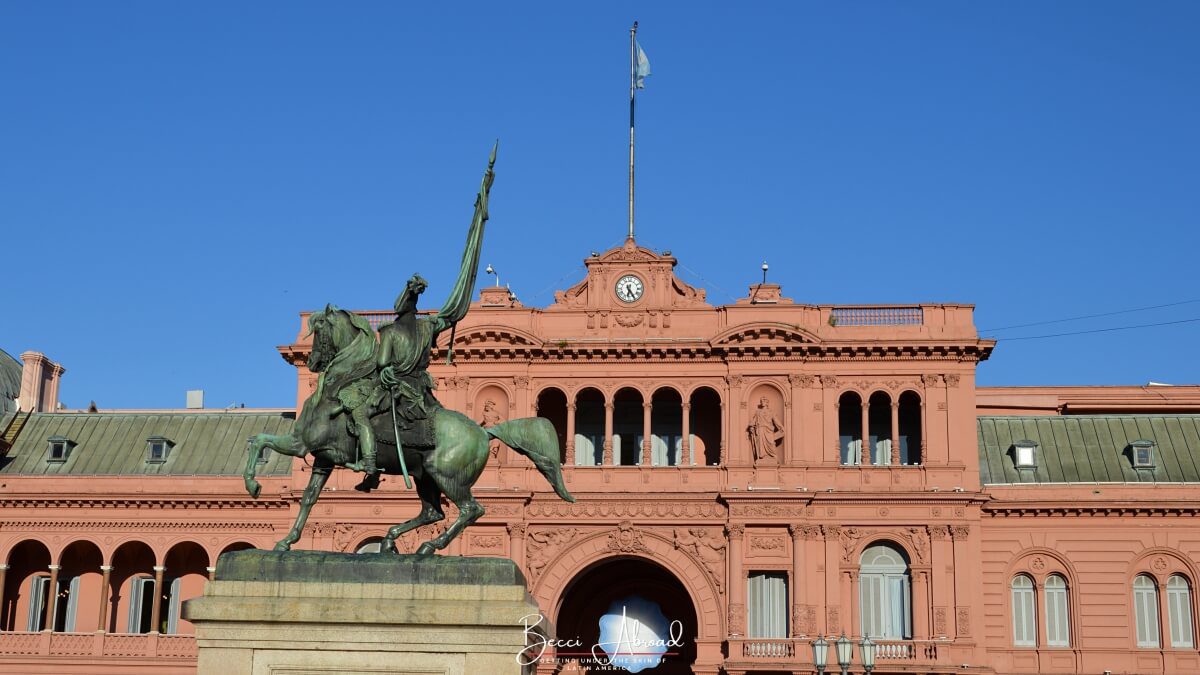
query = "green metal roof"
xmin=978 ymin=415 xmax=1200 ymax=484
xmin=0 ymin=412 xmax=295 ymax=476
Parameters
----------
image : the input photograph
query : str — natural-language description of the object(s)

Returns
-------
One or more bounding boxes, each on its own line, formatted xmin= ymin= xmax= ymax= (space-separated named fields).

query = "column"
xmin=565 ymin=403 xmax=577 ymax=462
xmin=788 ymin=525 xmax=806 ymax=637
xmin=149 ymin=565 xmax=165 ymax=633
xmin=727 ymin=524 xmax=746 ymax=637
xmin=890 ymin=401 xmax=901 ymax=465
xmin=642 ymin=402 xmax=653 ymax=465
xmin=206 ymin=566 xmax=216 ymax=581
xmin=603 ymin=402 xmax=614 ymax=465
xmin=913 ymin=570 xmax=930 ymax=639
xmin=97 ymin=565 xmax=113 ymax=631
xmin=682 ymin=402 xmax=692 ymax=465
xmin=45 ymin=564 xmax=60 ymax=631
xmin=861 ymin=399 xmax=870 ymax=465
xmin=950 ymin=526 xmax=970 ymax=639
xmin=0 ymin=564 xmax=7 ymax=618
xmin=507 ymin=523 xmax=527 ymax=569
xmin=847 ymin=570 xmax=859 ymax=637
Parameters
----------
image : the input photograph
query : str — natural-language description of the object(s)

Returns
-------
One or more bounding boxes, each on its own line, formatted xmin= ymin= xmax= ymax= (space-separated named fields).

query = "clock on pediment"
xmin=615 ymin=274 xmax=644 ymax=303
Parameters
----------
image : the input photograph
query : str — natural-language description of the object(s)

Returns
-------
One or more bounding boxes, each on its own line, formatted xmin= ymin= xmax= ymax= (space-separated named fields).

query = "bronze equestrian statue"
xmin=243 ymin=145 xmax=574 ymax=555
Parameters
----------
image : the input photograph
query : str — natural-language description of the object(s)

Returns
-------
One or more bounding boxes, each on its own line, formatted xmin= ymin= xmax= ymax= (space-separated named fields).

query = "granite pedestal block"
xmin=183 ymin=550 xmax=545 ymax=675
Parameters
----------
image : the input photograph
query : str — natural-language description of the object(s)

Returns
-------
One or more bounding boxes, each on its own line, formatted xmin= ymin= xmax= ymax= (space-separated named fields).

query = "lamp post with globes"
xmin=811 ymin=634 xmax=876 ymax=675
xmin=810 ymin=635 xmax=828 ymax=675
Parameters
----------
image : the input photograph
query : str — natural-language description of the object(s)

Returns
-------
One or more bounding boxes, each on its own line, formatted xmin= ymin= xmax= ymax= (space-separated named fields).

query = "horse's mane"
xmin=311 ymin=306 xmax=378 ymax=403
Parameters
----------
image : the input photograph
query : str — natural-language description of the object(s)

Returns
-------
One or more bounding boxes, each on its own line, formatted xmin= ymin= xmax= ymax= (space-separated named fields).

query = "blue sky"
xmin=2 ymin=2 xmax=1197 ymax=408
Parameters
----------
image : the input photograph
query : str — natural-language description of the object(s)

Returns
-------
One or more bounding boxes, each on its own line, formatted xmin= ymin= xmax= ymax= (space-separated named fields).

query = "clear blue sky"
xmin=3 ymin=2 xmax=1198 ymax=409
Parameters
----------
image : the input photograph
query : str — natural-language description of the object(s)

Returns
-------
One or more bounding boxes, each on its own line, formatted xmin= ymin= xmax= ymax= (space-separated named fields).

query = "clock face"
xmin=615 ymin=274 xmax=644 ymax=303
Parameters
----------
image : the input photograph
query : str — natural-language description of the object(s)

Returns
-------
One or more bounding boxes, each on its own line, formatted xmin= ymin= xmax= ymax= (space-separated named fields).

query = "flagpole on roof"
xmin=628 ymin=21 xmax=637 ymax=241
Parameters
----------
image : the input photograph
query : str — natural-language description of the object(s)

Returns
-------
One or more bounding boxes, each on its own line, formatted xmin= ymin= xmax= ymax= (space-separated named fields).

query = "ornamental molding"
xmin=525 ymin=500 xmax=724 ymax=519
xmin=605 ymin=521 xmax=650 ymax=554
xmin=0 ymin=498 xmax=287 ymax=510
xmin=983 ymin=503 xmax=1200 ymax=517
xmin=0 ymin=519 xmax=276 ymax=532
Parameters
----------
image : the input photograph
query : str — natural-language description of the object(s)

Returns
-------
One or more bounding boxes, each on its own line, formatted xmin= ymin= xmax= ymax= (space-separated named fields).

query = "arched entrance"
xmin=555 ymin=557 xmax=697 ymax=674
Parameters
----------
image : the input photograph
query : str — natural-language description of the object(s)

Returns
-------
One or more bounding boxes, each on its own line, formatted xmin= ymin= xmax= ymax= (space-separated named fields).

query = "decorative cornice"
xmin=0 ymin=519 xmax=275 ymax=531
xmin=0 ymin=497 xmax=288 ymax=510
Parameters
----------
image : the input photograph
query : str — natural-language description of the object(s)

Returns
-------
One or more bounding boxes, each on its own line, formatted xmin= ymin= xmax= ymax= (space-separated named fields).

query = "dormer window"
xmin=47 ymin=436 xmax=73 ymax=463
xmin=1013 ymin=440 xmax=1038 ymax=469
xmin=1130 ymin=440 xmax=1156 ymax=468
xmin=146 ymin=436 xmax=174 ymax=463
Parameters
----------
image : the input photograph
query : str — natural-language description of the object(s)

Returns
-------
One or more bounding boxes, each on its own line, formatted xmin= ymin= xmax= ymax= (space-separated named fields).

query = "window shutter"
xmin=1011 ymin=576 xmax=1036 ymax=646
xmin=1134 ymin=576 xmax=1160 ymax=648
xmin=1045 ymin=576 xmax=1069 ymax=647
xmin=1168 ymin=576 xmax=1194 ymax=648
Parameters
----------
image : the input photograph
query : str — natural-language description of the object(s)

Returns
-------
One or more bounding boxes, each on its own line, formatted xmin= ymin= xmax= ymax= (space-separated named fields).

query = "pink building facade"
xmin=1 ymin=239 xmax=1198 ymax=674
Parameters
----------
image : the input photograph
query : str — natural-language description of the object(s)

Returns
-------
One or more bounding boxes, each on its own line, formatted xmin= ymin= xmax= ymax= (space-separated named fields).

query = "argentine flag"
xmin=635 ymin=40 xmax=651 ymax=89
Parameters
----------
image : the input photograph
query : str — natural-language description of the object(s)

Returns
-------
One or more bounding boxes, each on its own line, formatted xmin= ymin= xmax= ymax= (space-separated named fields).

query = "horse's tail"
xmin=487 ymin=418 xmax=575 ymax=503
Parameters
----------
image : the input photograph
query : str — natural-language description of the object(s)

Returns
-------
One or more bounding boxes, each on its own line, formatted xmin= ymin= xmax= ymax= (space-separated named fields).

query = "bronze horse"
xmin=243 ymin=305 xmax=573 ymax=555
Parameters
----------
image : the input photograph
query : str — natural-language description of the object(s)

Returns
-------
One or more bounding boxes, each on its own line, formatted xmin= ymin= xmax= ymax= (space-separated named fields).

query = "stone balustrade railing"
xmin=0 ymin=631 xmax=197 ymax=659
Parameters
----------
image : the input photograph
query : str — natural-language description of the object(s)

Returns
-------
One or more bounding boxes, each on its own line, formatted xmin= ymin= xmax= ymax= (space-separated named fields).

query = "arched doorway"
xmin=555 ymin=557 xmax=697 ymax=674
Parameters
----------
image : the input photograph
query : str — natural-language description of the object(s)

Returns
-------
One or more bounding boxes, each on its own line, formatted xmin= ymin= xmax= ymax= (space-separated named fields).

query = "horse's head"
xmin=307 ymin=304 xmax=346 ymax=373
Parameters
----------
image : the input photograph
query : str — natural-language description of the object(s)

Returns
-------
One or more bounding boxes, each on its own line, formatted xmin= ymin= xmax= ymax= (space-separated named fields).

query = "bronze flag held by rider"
xmin=243 ymin=144 xmax=574 ymax=556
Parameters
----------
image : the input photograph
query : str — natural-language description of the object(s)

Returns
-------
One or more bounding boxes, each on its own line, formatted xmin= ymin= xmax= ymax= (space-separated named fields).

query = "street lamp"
xmin=860 ymin=635 xmax=876 ymax=674
xmin=810 ymin=635 xmax=829 ymax=675
xmin=835 ymin=634 xmax=853 ymax=675
xmin=761 ymin=260 xmax=769 ymax=285
xmin=485 ymin=263 xmax=500 ymax=287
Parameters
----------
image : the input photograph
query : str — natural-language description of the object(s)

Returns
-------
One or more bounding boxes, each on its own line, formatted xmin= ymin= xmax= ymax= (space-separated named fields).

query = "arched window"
xmin=1044 ymin=574 xmax=1070 ymax=647
xmin=1167 ymin=575 xmax=1194 ymax=648
xmin=860 ymin=543 xmax=911 ymax=639
xmin=867 ymin=392 xmax=892 ymax=465
xmin=650 ymin=388 xmax=683 ymax=466
xmin=897 ymin=391 xmax=922 ymax=465
xmin=1011 ymin=575 xmax=1036 ymax=647
xmin=535 ymin=387 xmax=568 ymax=464
xmin=689 ymin=387 xmax=722 ymax=466
xmin=1134 ymin=574 xmax=1161 ymax=648
xmin=838 ymin=392 xmax=863 ymax=465
xmin=574 ymin=388 xmax=605 ymax=466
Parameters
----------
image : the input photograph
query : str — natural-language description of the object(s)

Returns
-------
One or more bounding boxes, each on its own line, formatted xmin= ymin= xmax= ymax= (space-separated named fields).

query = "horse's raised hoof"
xmin=415 ymin=542 xmax=437 ymax=555
xmin=244 ymin=478 xmax=262 ymax=499
xmin=380 ymin=538 xmax=397 ymax=554
xmin=272 ymin=541 xmax=292 ymax=552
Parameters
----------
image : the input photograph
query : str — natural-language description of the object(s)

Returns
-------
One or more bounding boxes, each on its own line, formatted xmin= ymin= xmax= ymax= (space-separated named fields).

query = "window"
xmin=1134 ymin=575 xmax=1161 ymax=648
xmin=1168 ymin=575 xmax=1194 ymax=648
xmin=165 ymin=577 xmax=182 ymax=634
xmin=1013 ymin=440 xmax=1038 ymax=469
xmin=1045 ymin=574 xmax=1070 ymax=647
xmin=47 ymin=436 xmax=72 ymax=462
xmin=1131 ymin=440 xmax=1156 ymax=468
xmin=747 ymin=572 xmax=788 ymax=638
xmin=356 ymin=540 xmax=383 ymax=554
xmin=860 ymin=544 xmax=912 ymax=639
xmin=25 ymin=575 xmax=51 ymax=631
xmin=127 ymin=576 xmax=157 ymax=633
xmin=146 ymin=437 xmax=173 ymax=463
xmin=1011 ymin=575 xmax=1036 ymax=646
xmin=838 ymin=392 xmax=863 ymax=465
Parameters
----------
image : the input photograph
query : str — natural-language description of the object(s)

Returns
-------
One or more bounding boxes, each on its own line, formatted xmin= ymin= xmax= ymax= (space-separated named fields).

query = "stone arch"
xmin=1128 ymin=547 xmax=1200 ymax=586
xmin=2 ymin=538 xmax=52 ymax=631
xmin=746 ymin=379 xmax=789 ymax=408
xmin=850 ymin=534 xmax=918 ymax=568
xmin=684 ymin=382 xmax=726 ymax=406
xmin=531 ymin=529 xmax=724 ymax=640
xmin=1004 ymin=547 xmax=1083 ymax=648
xmin=470 ymin=380 xmax=514 ymax=414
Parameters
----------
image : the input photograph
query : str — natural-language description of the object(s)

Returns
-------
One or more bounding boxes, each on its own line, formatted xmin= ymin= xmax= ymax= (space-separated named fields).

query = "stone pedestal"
xmin=183 ymin=550 xmax=545 ymax=675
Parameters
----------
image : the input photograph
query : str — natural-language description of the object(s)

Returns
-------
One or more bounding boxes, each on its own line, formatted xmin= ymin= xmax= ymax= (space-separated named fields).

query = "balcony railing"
xmin=830 ymin=306 xmax=924 ymax=326
xmin=0 ymin=631 xmax=197 ymax=659
xmin=742 ymin=639 xmax=795 ymax=658
xmin=734 ymin=638 xmax=940 ymax=664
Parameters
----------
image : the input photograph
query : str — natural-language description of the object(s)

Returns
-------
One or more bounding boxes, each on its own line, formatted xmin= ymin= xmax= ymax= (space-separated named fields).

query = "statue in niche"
xmin=480 ymin=399 xmax=504 ymax=458
xmin=748 ymin=396 xmax=783 ymax=463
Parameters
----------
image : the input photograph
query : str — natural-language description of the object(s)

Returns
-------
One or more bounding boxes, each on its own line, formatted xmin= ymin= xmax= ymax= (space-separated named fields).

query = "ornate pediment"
xmin=548 ymin=238 xmax=709 ymax=311
xmin=711 ymin=322 xmax=820 ymax=347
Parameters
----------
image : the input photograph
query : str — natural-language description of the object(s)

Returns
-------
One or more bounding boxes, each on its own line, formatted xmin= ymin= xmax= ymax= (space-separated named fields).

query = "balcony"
xmin=0 ymin=631 xmax=196 ymax=671
xmin=731 ymin=637 xmax=945 ymax=669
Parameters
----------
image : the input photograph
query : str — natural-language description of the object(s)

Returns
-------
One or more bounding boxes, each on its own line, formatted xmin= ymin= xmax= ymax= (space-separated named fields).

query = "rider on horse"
xmin=344 ymin=144 xmax=496 ymax=488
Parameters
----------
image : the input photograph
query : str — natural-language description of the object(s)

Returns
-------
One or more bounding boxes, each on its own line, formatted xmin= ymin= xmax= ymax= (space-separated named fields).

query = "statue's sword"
xmin=390 ymin=392 xmax=413 ymax=489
